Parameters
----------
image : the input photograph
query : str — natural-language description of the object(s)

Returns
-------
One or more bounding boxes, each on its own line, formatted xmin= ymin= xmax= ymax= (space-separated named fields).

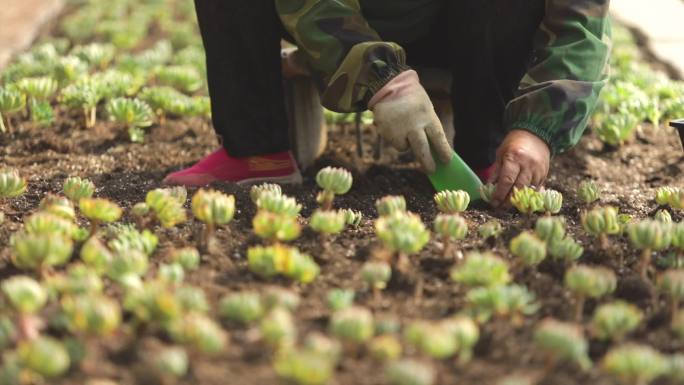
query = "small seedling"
xmin=260 ymin=307 xmax=296 ymax=351
xmin=274 ymin=348 xmax=335 ymax=385
xmin=540 ymin=188 xmax=563 ymax=215
xmin=548 ymin=236 xmax=584 ymax=265
xmin=655 ymin=209 xmax=672 ymax=224
xmin=17 ymin=336 xmax=70 ymax=379
xmin=170 ymin=247 xmax=200 ymax=271
xmin=627 ymin=220 xmax=672 ymax=280
xmin=79 ymin=198 xmax=122 ymax=235
xmin=565 ymin=265 xmax=617 ymax=321
xmin=39 ymin=194 xmax=76 ymax=222
xmin=191 ymin=189 xmax=235 ymax=250
xmin=326 ymin=289 xmax=355 ymax=312
xmin=60 ymin=293 xmax=121 ymax=336
xmin=385 ymin=359 xmax=435 ymax=385
xmin=342 ymin=209 xmax=363 ymax=228
xmin=478 ymin=220 xmax=503 ymax=241
xmin=466 ymin=284 xmax=539 ymax=324
xmin=533 ymin=319 xmax=592 ymax=372
xmin=434 ymin=190 xmax=470 ymax=214
xmin=250 ymin=183 xmax=282 ymax=205
xmin=671 ymin=223 xmax=684 ymax=267
xmin=591 ymin=301 xmax=643 ymax=342
xmin=581 ymin=206 xmax=622 ymax=250
xmin=433 ymin=214 xmax=468 ymax=258
xmin=404 ymin=321 xmax=457 ymax=360
xmin=219 ymin=292 xmax=264 ymax=325
xmin=578 ymin=180 xmax=601 ymax=206
xmin=510 ymin=231 xmax=547 ymax=269
xmin=596 ymin=113 xmax=639 ymax=147
xmin=601 ymin=344 xmax=668 ymax=385
xmin=2 ymin=276 xmax=47 ymax=340
xmin=368 ymin=334 xmax=402 ymax=362
xmin=155 ymin=65 xmax=203 ymax=93
xmin=167 ymin=313 xmax=228 ymax=355
xmin=450 ymin=252 xmax=511 ymax=288
xmin=80 ymin=236 xmax=113 ymax=273
xmin=309 ymin=209 xmax=346 ymax=251
xmin=442 ymin=316 xmax=480 ymax=364
xmin=63 ymin=176 xmax=95 ymax=202
xmin=361 ymin=260 xmax=392 ymax=300
xmin=375 ymin=195 xmax=406 ymax=217
xmin=535 ymin=216 xmax=566 ymax=245
xmin=303 ymin=332 xmax=342 ymax=364
xmin=145 ymin=188 xmax=187 ymax=229
xmin=256 ymin=191 xmax=301 ymax=217
xmin=59 ymin=79 xmax=102 ymax=128
xmin=247 ymin=245 xmax=319 ymax=284
xmin=16 ymin=77 xmax=57 ymax=124
xmin=252 ymin=211 xmax=301 ymax=245
xmin=657 ymin=270 xmax=684 ymax=327
xmin=316 ymin=167 xmax=352 ymax=210
xmin=510 ymin=186 xmax=544 ymax=216
xmin=480 ymin=183 xmax=496 ymax=205
xmin=0 ymin=86 xmax=26 ymax=133
xmin=330 ymin=306 xmax=374 ymax=347
xmin=106 ymin=97 xmax=154 ymax=142
xmin=262 ymin=287 xmax=301 ymax=312
xmin=11 ymin=231 xmax=74 ymax=275
xmin=0 ymin=169 xmax=28 ymax=203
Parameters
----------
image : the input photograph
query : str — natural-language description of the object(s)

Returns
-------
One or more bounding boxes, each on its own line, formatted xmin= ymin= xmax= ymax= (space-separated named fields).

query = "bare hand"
xmin=489 ymin=129 xmax=551 ymax=208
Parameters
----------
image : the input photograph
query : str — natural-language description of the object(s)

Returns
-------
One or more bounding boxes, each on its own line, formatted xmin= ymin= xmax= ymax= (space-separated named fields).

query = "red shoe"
xmin=163 ymin=148 xmax=302 ymax=187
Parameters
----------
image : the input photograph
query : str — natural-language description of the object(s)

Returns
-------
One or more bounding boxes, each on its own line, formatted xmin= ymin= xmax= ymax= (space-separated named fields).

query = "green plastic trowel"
xmin=428 ymin=150 xmax=483 ymax=200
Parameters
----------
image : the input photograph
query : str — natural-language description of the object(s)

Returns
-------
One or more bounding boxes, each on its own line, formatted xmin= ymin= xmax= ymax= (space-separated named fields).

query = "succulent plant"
xmin=510 ymin=186 xmax=544 ymax=215
xmin=540 ymin=188 xmax=563 ymax=215
xmin=375 ymin=195 xmax=407 ymax=217
xmin=656 ymin=187 xmax=679 ymax=207
xmin=658 ymin=270 xmax=684 ymax=327
xmin=479 ymin=183 xmax=496 ymax=205
xmin=11 ymin=231 xmax=74 ymax=274
xmin=250 ymin=183 xmax=282 ymax=204
xmin=596 ymin=113 xmax=639 ymax=147
xmin=23 ymin=212 xmax=77 ymax=239
xmin=247 ymin=245 xmax=319 ymax=284
xmin=152 ymin=346 xmax=189 ymax=380
xmin=59 ymin=79 xmax=102 ymax=128
xmin=175 ymin=285 xmax=210 ymax=314
xmin=108 ymin=224 xmax=158 ymax=257
xmin=158 ymin=263 xmax=185 ymax=285
xmin=302 ymin=332 xmax=342 ymax=364
xmin=167 ymin=313 xmax=228 ymax=355
xmin=578 ymin=180 xmax=601 ymax=205
xmin=434 ymin=214 xmax=468 ymax=257
xmin=434 ymin=190 xmax=470 ymax=214
xmin=671 ymin=223 xmax=684 ymax=268
xmin=107 ymin=249 xmax=150 ymax=285
xmin=316 ymin=167 xmax=353 ymax=210
xmin=16 ymin=76 xmax=57 ymax=101
xmin=106 ymin=97 xmax=154 ymax=142
xmin=466 ymin=284 xmax=538 ymax=324
xmin=53 ymin=55 xmax=88 ymax=85
xmin=79 ymin=198 xmax=122 ymax=235
xmin=548 ymin=236 xmax=584 ymax=265
xmin=510 ymin=231 xmax=547 ymax=268
xmin=61 ymin=294 xmax=121 ymax=336
xmin=375 ymin=212 xmax=430 ymax=258
xmin=450 ymin=252 xmax=511 ymax=288
xmin=628 ymin=220 xmax=673 ymax=280
xmin=442 ymin=316 xmax=480 ymax=364
xmin=155 ymin=65 xmax=203 ymax=93
xmin=191 ymin=189 xmax=235 ymax=248
xmin=342 ymin=209 xmax=363 ymax=228
xmin=533 ymin=319 xmax=592 ymax=371
xmin=361 ymin=260 xmax=392 ymax=298
xmin=581 ymin=206 xmax=622 ymax=249
xmin=80 ymin=236 xmax=113 ymax=273
xmin=655 ymin=209 xmax=673 ymax=224
xmin=405 ymin=321 xmax=457 ymax=359
xmin=39 ymin=194 xmax=76 ymax=221
xmin=534 ymin=216 xmax=566 ymax=245
xmin=591 ymin=301 xmax=643 ymax=342
xmin=262 ymin=286 xmax=301 ymax=312
xmin=330 ymin=306 xmax=374 ymax=345
xmin=253 ymin=211 xmax=301 ymax=244
xmin=465 ymin=213 xmax=492 ymax=237
xmin=326 ymin=289 xmax=355 ymax=312
xmin=368 ymin=334 xmax=402 ymax=362
xmin=565 ymin=265 xmax=617 ymax=321
xmin=601 ymin=344 xmax=669 ymax=385
xmin=17 ymin=336 xmax=70 ymax=379
xmin=0 ymin=86 xmax=26 ymax=133
xmin=1 ymin=276 xmax=47 ymax=315
xmin=170 ymin=247 xmax=200 ymax=271
xmin=47 ymin=263 xmax=103 ymax=296
xmin=63 ymin=176 xmax=95 ymax=202
xmin=260 ymin=307 xmax=296 ymax=350
xmin=256 ymin=190 xmax=301 ymax=217
xmin=385 ymin=359 xmax=435 ymax=385
xmin=310 ymin=209 xmax=347 ymax=237
xmin=0 ymin=169 xmax=27 ymax=200
xmin=71 ymin=42 xmax=115 ymax=69
xmin=274 ymin=348 xmax=335 ymax=385
xmin=219 ymin=292 xmax=264 ymax=325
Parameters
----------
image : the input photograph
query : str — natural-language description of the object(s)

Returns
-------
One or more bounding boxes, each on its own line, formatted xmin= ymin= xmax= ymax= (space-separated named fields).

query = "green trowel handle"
xmin=428 ymin=150 xmax=483 ymax=200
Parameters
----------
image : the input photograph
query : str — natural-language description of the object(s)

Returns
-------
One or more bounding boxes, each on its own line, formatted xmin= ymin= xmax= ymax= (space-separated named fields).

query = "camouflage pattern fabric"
xmin=276 ymin=0 xmax=611 ymax=155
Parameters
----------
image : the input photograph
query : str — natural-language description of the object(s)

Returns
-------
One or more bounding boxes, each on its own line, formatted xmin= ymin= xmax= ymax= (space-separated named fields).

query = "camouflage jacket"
xmin=276 ymin=0 xmax=611 ymax=154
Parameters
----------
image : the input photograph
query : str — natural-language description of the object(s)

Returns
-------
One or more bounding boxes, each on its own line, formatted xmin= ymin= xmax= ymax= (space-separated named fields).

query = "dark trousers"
xmin=194 ymin=0 xmax=545 ymax=169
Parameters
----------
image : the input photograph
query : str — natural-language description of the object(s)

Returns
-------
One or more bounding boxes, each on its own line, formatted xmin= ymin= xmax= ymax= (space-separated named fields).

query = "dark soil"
xmin=2 ymin=103 xmax=684 ymax=385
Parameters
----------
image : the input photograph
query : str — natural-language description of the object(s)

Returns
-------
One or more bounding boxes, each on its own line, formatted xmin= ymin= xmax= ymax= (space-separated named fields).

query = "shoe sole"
xmin=236 ymin=171 xmax=303 ymax=186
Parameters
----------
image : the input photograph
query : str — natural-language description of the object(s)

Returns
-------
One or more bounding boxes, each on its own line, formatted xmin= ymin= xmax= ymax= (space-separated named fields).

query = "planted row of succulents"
xmin=0 ymin=0 xmax=209 ymax=142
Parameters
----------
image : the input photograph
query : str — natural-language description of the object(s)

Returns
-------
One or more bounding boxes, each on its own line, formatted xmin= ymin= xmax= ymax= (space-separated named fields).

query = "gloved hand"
xmin=369 ymin=70 xmax=453 ymax=174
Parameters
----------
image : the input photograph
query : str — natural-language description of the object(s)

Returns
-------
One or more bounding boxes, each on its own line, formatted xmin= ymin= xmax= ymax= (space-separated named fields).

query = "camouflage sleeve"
xmin=276 ymin=0 xmax=409 ymax=112
xmin=503 ymin=0 xmax=612 ymax=154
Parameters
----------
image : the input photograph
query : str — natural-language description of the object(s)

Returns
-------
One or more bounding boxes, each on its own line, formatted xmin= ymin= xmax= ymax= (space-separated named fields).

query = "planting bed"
xmin=2 ymin=2 xmax=684 ymax=385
